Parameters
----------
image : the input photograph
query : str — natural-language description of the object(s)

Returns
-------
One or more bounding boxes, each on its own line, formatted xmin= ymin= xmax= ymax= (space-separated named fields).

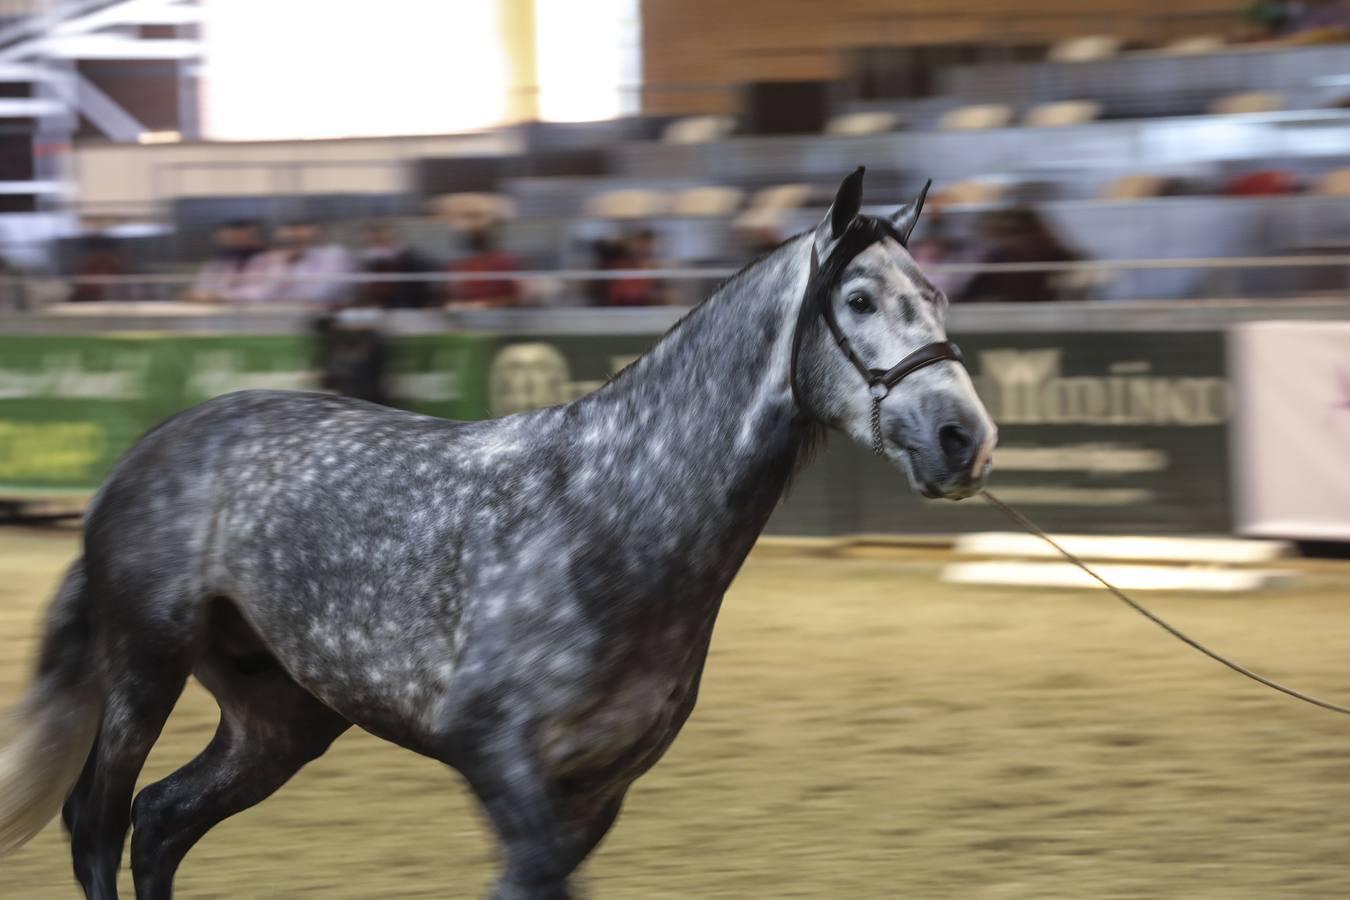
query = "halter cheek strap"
xmin=788 ymin=216 xmax=965 ymax=456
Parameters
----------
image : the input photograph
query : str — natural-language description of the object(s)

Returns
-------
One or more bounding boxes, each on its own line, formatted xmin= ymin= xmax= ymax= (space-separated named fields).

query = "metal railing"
xmin=1 ymin=254 xmax=1348 ymax=312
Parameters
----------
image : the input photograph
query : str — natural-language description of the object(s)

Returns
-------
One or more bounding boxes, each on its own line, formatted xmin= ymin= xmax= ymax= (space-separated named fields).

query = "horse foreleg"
xmin=462 ymin=741 xmax=627 ymax=900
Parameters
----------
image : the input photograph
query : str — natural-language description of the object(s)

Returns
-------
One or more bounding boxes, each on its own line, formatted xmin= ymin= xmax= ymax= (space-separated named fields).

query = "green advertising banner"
xmin=1 ymin=326 xmax=1234 ymax=534
xmin=0 ymin=332 xmax=493 ymax=496
xmin=168 ymin=335 xmax=321 ymax=408
xmin=0 ymin=336 xmax=180 ymax=495
xmin=386 ymin=334 xmax=493 ymax=421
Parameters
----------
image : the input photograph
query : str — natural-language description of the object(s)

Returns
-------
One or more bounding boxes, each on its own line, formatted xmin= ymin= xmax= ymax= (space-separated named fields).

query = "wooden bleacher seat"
xmin=662 ymin=116 xmax=736 ymax=145
xmin=746 ymin=184 xmax=812 ymax=213
xmin=1100 ymin=174 xmax=1167 ymax=201
xmin=1316 ymin=168 xmax=1350 ymax=197
xmin=1048 ymin=35 xmax=1122 ymax=63
xmin=824 ymin=111 xmax=899 ymax=136
xmin=430 ymin=193 xmax=515 ymax=231
xmin=1209 ymin=91 xmax=1285 ymax=115
xmin=938 ymin=104 xmax=1014 ymax=131
xmin=584 ymin=189 xmax=672 ymax=220
xmin=1023 ymin=100 xmax=1102 ymax=127
xmin=1162 ymin=35 xmax=1227 ymax=55
xmin=670 ymin=186 xmax=745 ymax=218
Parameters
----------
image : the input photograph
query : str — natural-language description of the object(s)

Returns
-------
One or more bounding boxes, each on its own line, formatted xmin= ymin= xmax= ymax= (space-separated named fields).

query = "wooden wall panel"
xmin=641 ymin=0 xmax=1239 ymax=114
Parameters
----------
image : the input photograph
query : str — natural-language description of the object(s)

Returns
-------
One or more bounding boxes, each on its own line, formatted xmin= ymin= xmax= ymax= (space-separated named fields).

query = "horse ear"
xmin=814 ymin=166 xmax=865 ymax=258
xmin=831 ymin=166 xmax=865 ymax=239
xmin=891 ymin=179 xmax=933 ymax=246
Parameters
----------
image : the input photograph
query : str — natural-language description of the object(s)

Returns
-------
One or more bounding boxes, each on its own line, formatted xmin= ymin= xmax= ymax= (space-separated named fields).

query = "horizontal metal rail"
xmin=17 ymin=254 xmax=1350 ymax=287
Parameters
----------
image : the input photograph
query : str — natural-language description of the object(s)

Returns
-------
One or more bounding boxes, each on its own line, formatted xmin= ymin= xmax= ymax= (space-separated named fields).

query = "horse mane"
xmin=598 ymin=228 xmax=831 ymax=492
xmin=722 ymin=230 xmax=832 ymax=492
xmin=602 ymin=228 xmax=812 ymax=390
xmin=784 ymin=417 xmax=829 ymax=495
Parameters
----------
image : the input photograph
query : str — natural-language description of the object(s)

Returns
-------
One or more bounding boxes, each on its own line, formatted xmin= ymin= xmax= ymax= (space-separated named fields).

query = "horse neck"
xmin=575 ymin=235 xmax=813 ymax=548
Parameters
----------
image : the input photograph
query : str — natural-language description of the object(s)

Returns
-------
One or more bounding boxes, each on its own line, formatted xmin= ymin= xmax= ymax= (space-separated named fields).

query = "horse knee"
xmin=129 ymin=782 xmax=180 ymax=864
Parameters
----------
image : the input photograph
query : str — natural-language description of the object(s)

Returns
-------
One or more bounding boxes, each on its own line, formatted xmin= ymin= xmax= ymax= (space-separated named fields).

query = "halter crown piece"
xmin=789 ymin=167 xmax=965 ymax=456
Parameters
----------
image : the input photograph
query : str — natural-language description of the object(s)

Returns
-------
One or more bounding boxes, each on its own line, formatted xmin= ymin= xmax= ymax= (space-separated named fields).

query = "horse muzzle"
xmin=900 ymin=412 xmax=997 ymax=501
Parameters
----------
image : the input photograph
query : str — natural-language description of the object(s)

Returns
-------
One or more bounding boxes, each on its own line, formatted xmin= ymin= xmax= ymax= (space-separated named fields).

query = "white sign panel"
xmin=1231 ymin=321 xmax=1350 ymax=540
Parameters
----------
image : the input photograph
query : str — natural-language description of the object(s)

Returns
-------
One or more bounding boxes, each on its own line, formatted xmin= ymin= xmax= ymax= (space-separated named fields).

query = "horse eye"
xmin=846 ymin=293 xmax=876 ymax=315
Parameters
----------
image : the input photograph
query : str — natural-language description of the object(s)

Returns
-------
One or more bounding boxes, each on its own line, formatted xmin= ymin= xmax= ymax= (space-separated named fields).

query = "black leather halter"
xmin=788 ymin=214 xmax=965 ymax=456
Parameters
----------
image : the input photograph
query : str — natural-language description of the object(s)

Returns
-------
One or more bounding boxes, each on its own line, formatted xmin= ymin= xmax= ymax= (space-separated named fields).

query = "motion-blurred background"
xmin=3 ymin=2 xmax=1350 ymax=897
xmin=1 ymin=0 xmax=1349 ymax=540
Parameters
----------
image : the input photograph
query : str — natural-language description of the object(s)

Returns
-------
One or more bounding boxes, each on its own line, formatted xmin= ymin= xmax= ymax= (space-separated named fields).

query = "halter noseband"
xmin=788 ymin=214 xmax=965 ymax=456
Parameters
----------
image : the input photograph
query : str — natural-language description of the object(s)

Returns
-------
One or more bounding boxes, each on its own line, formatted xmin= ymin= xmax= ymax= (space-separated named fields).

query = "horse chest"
xmin=540 ymin=672 xmax=699 ymax=783
xmin=538 ymin=636 xmax=712 ymax=783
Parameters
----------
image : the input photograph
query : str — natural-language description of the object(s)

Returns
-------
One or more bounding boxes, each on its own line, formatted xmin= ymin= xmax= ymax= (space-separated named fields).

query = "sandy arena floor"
xmin=2 ymin=526 xmax=1350 ymax=898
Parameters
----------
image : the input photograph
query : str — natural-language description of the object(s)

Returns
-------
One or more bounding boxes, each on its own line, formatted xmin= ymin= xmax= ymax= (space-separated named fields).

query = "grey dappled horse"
xmin=0 ymin=169 xmax=995 ymax=899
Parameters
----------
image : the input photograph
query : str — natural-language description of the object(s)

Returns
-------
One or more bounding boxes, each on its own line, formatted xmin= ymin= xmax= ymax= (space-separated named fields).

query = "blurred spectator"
xmin=587 ymin=237 xmax=626 ymax=305
xmin=68 ymin=237 xmax=134 ymax=303
xmin=184 ymin=220 xmax=272 ymax=303
xmin=907 ymin=209 xmax=973 ymax=298
xmin=314 ymin=308 xmax=388 ymax=406
xmin=0 ymin=255 xmax=25 ymax=311
xmin=260 ymin=220 xmax=352 ymax=305
xmin=447 ymin=226 xmax=521 ymax=308
xmin=958 ymin=207 xmax=1082 ymax=303
xmin=358 ymin=223 xmax=437 ymax=309
xmin=601 ymin=228 xmax=667 ymax=307
xmin=1225 ymin=170 xmax=1300 ymax=196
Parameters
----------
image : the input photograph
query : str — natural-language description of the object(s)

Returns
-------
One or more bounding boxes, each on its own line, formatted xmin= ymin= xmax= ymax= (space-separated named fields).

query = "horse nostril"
xmin=938 ymin=424 xmax=974 ymax=467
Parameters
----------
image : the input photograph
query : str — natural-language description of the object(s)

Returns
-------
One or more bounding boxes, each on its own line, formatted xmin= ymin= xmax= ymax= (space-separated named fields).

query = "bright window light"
xmin=200 ymin=0 xmax=510 ymax=140
xmin=534 ymin=0 xmax=639 ymax=122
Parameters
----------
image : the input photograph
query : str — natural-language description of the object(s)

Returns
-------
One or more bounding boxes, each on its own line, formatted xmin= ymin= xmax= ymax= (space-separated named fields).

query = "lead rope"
xmin=979 ymin=490 xmax=1350 ymax=717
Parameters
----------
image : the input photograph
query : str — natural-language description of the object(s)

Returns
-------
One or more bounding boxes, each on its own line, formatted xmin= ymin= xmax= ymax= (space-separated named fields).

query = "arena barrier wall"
xmin=482 ymin=329 xmax=1232 ymax=536
xmin=0 ymin=332 xmax=493 ymax=497
xmin=0 ymin=307 xmax=1246 ymax=535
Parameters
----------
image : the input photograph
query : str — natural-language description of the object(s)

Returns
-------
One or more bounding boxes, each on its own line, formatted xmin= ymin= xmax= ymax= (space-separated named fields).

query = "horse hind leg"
xmin=62 ymin=632 xmax=192 ymax=900
xmin=130 ymin=598 xmax=350 ymax=900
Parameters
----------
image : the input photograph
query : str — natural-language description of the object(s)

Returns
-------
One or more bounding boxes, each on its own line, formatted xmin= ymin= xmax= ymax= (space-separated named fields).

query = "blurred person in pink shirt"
xmin=184 ymin=221 xmax=273 ymax=303
xmin=260 ymin=219 xmax=353 ymax=306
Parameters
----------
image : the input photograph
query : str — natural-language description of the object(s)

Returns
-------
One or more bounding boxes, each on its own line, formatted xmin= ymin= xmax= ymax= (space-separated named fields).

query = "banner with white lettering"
xmin=1231 ymin=321 xmax=1350 ymax=542
xmin=485 ymin=331 xmax=1233 ymax=535
xmin=848 ymin=331 xmax=1232 ymax=535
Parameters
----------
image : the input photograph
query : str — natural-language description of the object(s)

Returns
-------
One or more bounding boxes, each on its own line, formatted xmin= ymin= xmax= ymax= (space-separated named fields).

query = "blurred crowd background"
xmin=1 ymin=0 xmax=1350 ymax=311
xmin=2 ymin=0 xmax=1350 ymax=543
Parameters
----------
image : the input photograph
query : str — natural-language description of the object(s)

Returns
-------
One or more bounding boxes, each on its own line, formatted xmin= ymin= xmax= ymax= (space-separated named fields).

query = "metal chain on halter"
xmin=869 ymin=391 xmax=885 ymax=457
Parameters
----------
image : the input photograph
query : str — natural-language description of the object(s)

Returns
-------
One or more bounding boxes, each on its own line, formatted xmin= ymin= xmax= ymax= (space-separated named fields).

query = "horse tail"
xmin=0 ymin=560 xmax=101 ymax=857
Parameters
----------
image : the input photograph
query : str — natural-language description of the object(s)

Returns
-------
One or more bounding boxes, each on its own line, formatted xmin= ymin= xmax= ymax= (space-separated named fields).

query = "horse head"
xmin=792 ymin=168 xmax=996 ymax=500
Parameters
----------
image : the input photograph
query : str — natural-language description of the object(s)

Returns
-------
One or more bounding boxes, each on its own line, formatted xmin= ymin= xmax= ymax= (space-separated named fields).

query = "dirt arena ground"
xmin=3 ymin=527 xmax=1350 ymax=899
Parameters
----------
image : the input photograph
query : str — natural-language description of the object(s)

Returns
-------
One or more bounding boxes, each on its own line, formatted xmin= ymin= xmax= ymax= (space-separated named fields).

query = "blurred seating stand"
xmin=938 ymin=104 xmax=1014 ymax=130
xmin=1047 ymin=35 xmax=1123 ymax=64
xmin=1022 ymin=100 xmax=1101 ymax=128
xmin=662 ymin=116 xmax=736 ymax=145
xmin=430 ymin=193 xmax=517 ymax=235
xmin=824 ymin=111 xmax=899 ymax=137
xmin=1209 ymin=91 xmax=1286 ymax=115
xmin=670 ymin=186 xmax=744 ymax=218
